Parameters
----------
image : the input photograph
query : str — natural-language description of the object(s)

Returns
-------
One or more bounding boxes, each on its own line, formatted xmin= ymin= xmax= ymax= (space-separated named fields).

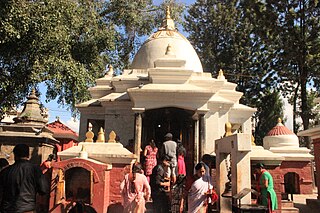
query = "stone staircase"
xmin=281 ymin=200 xmax=299 ymax=213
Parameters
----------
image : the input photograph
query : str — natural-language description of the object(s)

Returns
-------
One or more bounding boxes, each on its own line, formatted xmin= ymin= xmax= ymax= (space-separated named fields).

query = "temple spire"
xmin=161 ymin=6 xmax=175 ymax=30
xmin=13 ymin=88 xmax=46 ymax=125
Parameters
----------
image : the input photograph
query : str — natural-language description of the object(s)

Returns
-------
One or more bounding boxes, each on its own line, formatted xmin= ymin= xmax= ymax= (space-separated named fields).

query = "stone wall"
xmin=277 ymin=161 xmax=313 ymax=194
xmin=109 ymin=163 xmax=128 ymax=204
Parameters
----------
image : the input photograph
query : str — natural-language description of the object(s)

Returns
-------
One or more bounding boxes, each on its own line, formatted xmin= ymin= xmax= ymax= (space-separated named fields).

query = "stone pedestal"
xmin=215 ymin=134 xmax=252 ymax=212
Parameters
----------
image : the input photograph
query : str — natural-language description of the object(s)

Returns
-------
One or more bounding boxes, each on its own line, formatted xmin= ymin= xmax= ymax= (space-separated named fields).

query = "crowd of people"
xmin=121 ymin=133 xmax=217 ymax=213
xmin=121 ymin=134 xmax=278 ymax=213
xmin=0 ymin=140 xmax=277 ymax=213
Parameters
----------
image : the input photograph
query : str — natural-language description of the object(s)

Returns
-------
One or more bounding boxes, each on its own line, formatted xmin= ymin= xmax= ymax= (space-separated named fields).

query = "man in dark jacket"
xmin=0 ymin=144 xmax=49 ymax=213
xmin=150 ymin=155 xmax=171 ymax=213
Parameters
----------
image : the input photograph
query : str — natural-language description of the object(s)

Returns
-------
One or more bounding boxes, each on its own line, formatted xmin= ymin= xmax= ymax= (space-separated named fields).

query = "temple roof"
xmin=13 ymin=89 xmax=47 ymax=125
xmin=47 ymin=119 xmax=78 ymax=141
xmin=131 ymin=7 xmax=203 ymax=72
xmin=266 ymin=118 xmax=295 ymax=136
xmin=263 ymin=118 xmax=313 ymax=161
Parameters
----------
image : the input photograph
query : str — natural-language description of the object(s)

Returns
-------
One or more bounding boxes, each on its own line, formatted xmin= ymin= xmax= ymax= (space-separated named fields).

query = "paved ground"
xmin=292 ymin=193 xmax=318 ymax=213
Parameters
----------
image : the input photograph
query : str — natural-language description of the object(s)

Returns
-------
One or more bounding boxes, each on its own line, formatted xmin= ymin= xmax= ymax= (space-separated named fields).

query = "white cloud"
xmin=64 ymin=118 xmax=80 ymax=133
xmin=283 ymin=97 xmax=293 ymax=131
xmin=282 ymin=97 xmax=302 ymax=131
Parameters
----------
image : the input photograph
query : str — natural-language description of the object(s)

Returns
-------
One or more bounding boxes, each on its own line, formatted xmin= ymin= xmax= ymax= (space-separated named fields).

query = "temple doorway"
xmin=284 ymin=172 xmax=300 ymax=200
xmin=65 ymin=167 xmax=92 ymax=204
xmin=142 ymin=107 xmax=195 ymax=176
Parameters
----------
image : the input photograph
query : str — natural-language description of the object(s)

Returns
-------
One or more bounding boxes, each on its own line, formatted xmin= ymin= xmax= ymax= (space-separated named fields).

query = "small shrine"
xmin=263 ymin=118 xmax=314 ymax=195
xmin=49 ymin=128 xmax=136 ymax=213
xmin=0 ymin=89 xmax=58 ymax=164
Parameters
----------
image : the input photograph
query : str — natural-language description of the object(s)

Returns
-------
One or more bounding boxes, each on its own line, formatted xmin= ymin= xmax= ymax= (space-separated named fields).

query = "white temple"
xmin=76 ymin=7 xmax=256 ymax=168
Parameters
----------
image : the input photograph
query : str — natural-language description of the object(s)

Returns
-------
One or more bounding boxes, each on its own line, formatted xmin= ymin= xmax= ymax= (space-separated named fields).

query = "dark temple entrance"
xmin=142 ymin=107 xmax=195 ymax=176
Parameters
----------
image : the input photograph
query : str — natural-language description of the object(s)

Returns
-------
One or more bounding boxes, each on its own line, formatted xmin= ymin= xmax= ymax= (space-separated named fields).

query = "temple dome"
xmin=263 ymin=118 xmax=299 ymax=149
xmin=131 ymin=7 xmax=203 ymax=72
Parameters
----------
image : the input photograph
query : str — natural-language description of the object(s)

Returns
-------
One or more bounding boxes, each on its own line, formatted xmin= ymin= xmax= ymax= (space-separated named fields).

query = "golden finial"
xmin=166 ymin=5 xmax=171 ymax=19
xmin=217 ymin=69 xmax=226 ymax=80
xmin=108 ymin=130 xmax=116 ymax=143
xmin=85 ymin=123 xmax=94 ymax=142
xmin=96 ymin=127 xmax=105 ymax=143
xmin=107 ymin=64 xmax=113 ymax=77
xmin=278 ymin=118 xmax=282 ymax=123
xmin=224 ymin=122 xmax=232 ymax=137
xmin=161 ymin=5 xmax=175 ymax=30
xmin=165 ymin=44 xmax=174 ymax=56
xmin=251 ymin=134 xmax=256 ymax=146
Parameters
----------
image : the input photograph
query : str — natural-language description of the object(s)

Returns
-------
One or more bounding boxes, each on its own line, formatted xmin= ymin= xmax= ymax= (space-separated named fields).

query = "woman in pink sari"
xmin=120 ymin=163 xmax=151 ymax=213
xmin=143 ymin=139 xmax=158 ymax=182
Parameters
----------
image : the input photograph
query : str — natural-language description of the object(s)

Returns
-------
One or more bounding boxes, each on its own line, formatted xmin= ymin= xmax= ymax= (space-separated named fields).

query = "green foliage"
xmin=102 ymin=0 xmax=185 ymax=69
xmin=185 ymin=0 xmax=320 ymax=147
xmin=184 ymin=0 xmax=273 ymax=107
xmin=254 ymin=90 xmax=285 ymax=146
xmin=257 ymin=0 xmax=320 ymax=147
xmin=0 ymin=0 xmax=116 ymax=117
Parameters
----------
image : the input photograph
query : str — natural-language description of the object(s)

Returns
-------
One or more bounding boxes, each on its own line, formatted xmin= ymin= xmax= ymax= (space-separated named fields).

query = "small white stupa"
xmin=263 ymin=118 xmax=313 ymax=161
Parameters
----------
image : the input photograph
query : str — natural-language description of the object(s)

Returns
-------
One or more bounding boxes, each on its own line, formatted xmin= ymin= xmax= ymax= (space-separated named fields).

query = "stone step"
xmin=306 ymin=199 xmax=320 ymax=209
xmin=282 ymin=200 xmax=295 ymax=208
xmin=281 ymin=207 xmax=299 ymax=213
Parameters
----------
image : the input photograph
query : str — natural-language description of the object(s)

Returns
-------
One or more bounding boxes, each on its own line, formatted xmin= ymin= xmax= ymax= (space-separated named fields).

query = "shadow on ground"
xmin=294 ymin=203 xmax=318 ymax=213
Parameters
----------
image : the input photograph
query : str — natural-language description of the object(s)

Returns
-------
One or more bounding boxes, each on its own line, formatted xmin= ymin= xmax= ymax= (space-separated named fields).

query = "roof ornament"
xmin=79 ymin=145 xmax=88 ymax=159
xmin=96 ymin=127 xmax=105 ymax=143
xmin=223 ymin=122 xmax=233 ymax=137
xmin=165 ymin=43 xmax=175 ymax=56
xmin=108 ymin=130 xmax=117 ymax=143
xmin=161 ymin=6 xmax=175 ymax=30
xmin=278 ymin=117 xmax=282 ymax=123
xmin=251 ymin=134 xmax=256 ymax=146
xmin=106 ymin=64 xmax=114 ymax=77
xmin=217 ymin=69 xmax=226 ymax=80
xmin=85 ymin=123 xmax=94 ymax=142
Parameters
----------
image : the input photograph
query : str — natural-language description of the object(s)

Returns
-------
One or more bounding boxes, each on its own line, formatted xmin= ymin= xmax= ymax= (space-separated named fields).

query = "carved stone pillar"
xmin=194 ymin=117 xmax=199 ymax=165
xmin=133 ymin=108 xmax=144 ymax=162
xmin=199 ymin=113 xmax=206 ymax=158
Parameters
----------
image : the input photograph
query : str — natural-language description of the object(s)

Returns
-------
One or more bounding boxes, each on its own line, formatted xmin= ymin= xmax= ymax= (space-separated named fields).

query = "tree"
xmin=184 ymin=0 xmax=274 ymax=107
xmin=254 ymin=90 xmax=285 ymax=146
xmin=185 ymin=0 xmax=320 ymax=148
xmin=0 ymin=0 xmax=116 ymax=117
xmin=257 ymin=0 xmax=320 ymax=148
xmin=102 ymin=0 xmax=185 ymax=69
